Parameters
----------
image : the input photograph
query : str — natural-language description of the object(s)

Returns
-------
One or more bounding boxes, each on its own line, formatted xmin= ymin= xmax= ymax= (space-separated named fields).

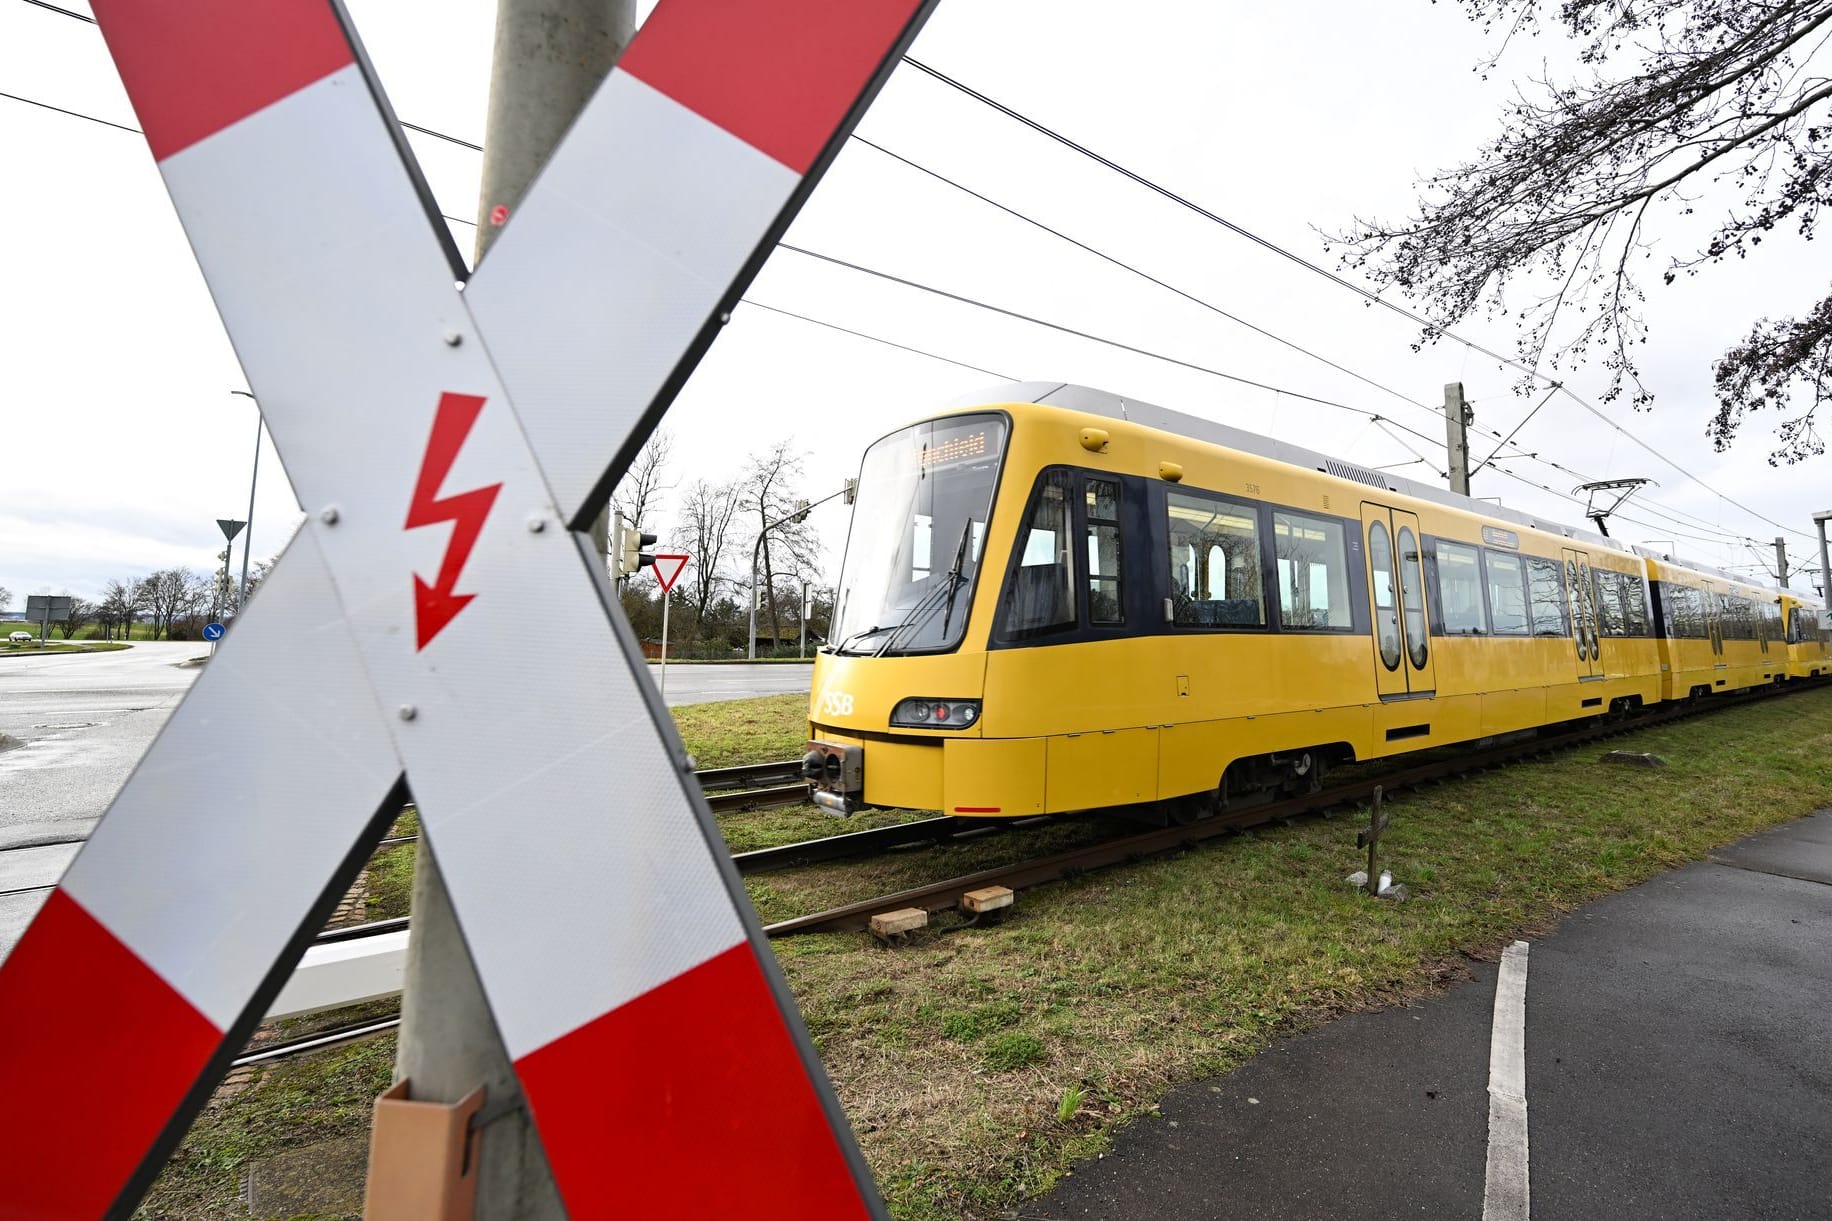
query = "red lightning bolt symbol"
xmin=405 ymin=392 xmax=502 ymax=651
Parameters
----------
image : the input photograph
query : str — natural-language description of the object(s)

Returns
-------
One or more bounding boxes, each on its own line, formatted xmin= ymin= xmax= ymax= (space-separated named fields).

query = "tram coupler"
xmin=804 ymin=741 xmax=864 ymax=816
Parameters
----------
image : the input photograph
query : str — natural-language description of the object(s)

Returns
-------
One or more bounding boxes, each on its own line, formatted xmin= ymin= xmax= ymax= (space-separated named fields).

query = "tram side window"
xmin=1434 ymin=540 xmax=1488 ymax=634
xmin=998 ymin=469 xmax=1077 ymax=640
xmin=1665 ymin=584 xmax=1707 ymax=638
xmin=1725 ymin=596 xmax=1756 ymax=641
xmin=1166 ymin=490 xmax=1264 ymax=627
xmin=1484 ymin=550 xmax=1530 ymax=634
xmin=1273 ymin=512 xmax=1351 ymax=629
xmin=1626 ymin=572 xmax=1656 ymax=630
xmin=1593 ymin=570 xmax=1625 ymax=637
xmin=1526 ymin=557 xmax=1567 ymax=636
xmin=1085 ymin=478 xmax=1125 ymax=625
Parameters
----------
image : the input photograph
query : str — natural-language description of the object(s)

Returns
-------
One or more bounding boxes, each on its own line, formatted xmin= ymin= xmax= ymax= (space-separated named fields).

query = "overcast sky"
xmin=3 ymin=0 xmax=1828 ymax=610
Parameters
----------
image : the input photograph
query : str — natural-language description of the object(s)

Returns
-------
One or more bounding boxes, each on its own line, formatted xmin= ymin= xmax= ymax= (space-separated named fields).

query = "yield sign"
xmin=653 ymin=552 xmax=690 ymax=593
xmin=0 ymin=0 xmax=938 ymax=1216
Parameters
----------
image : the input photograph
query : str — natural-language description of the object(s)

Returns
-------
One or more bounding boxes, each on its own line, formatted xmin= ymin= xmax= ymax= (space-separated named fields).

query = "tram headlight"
xmin=890 ymin=697 xmax=980 ymax=729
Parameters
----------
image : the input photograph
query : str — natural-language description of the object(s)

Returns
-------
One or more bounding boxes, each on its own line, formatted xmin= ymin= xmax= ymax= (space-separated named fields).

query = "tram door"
xmin=1561 ymin=547 xmax=1601 ymax=679
xmin=1360 ymin=504 xmax=1437 ymax=699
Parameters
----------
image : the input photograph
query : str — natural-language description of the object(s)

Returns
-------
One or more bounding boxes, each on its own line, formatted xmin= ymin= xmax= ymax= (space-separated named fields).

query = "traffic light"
xmin=613 ymin=511 xmax=657 ymax=577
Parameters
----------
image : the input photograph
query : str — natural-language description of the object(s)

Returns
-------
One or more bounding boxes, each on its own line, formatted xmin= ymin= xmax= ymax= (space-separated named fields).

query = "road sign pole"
xmin=659 ymin=588 xmax=670 ymax=699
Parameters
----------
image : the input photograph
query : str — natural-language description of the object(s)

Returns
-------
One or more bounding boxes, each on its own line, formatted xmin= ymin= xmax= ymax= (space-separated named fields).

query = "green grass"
xmin=0 ymin=641 xmax=132 ymax=656
xmin=140 ymin=686 xmax=1832 ymax=1219
xmin=672 ymin=691 xmax=810 ymax=769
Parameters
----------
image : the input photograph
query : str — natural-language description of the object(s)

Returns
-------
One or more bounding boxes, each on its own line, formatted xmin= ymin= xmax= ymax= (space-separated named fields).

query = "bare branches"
xmin=1713 ymin=289 xmax=1832 ymax=459
xmin=1340 ymin=0 xmax=1832 ymax=458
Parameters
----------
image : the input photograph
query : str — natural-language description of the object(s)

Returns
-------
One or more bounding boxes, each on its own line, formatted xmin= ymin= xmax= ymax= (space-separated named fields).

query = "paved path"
xmin=1035 ymin=812 xmax=1832 ymax=1220
xmin=651 ymin=661 xmax=813 ymax=706
xmin=0 ymin=643 xmax=201 ymax=851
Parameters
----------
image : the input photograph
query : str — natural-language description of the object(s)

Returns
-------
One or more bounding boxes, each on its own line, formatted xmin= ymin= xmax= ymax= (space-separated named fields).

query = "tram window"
xmin=1434 ymin=540 xmax=1487 ymax=635
xmin=1397 ymin=526 xmax=1429 ymax=669
xmin=1166 ymin=490 xmax=1264 ymax=627
xmin=1369 ymin=520 xmax=1401 ymax=670
xmin=1622 ymin=574 xmax=1650 ymax=636
xmin=1665 ymin=584 xmax=1706 ymax=638
xmin=1273 ymin=512 xmax=1351 ymax=629
xmin=1526 ymin=557 xmax=1567 ymax=636
xmin=1593 ymin=570 xmax=1625 ymax=637
xmin=1726 ymin=596 xmax=1756 ymax=641
xmin=1484 ymin=550 xmax=1530 ymax=635
xmin=997 ymin=469 xmax=1077 ymax=640
xmin=1085 ymin=478 xmax=1124 ymax=625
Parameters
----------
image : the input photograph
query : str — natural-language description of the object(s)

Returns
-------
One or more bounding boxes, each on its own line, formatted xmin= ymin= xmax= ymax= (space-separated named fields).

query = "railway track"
xmin=242 ymin=680 xmax=1818 ymax=1064
xmin=763 ymin=684 xmax=1815 ymax=938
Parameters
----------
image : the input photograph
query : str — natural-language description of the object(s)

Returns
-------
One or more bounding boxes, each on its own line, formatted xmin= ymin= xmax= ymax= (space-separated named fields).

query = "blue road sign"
xmin=203 ymin=622 xmax=225 ymax=642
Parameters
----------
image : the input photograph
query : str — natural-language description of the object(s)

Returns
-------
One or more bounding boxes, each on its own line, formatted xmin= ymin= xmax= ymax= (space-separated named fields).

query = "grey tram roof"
xmin=955 ymin=381 xmax=1783 ymax=595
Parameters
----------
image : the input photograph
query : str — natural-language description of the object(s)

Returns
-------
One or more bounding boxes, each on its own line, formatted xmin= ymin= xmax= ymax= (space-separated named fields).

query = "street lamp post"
xmin=747 ymin=484 xmax=850 ymax=660
xmin=230 ymin=390 xmax=261 ymax=615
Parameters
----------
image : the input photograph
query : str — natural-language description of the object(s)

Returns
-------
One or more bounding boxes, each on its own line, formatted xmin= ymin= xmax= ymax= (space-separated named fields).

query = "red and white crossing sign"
xmin=0 ymin=0 xmax=937 ymax=1216
xmin=653 ymin=552 xmax=691 ymax=593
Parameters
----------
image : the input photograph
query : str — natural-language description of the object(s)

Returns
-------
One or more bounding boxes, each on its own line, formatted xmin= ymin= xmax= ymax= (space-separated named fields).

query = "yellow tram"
xmin=1784 ymin=590 xmax=1832 ymax=680
xmin=804 ymin=383 xmax=1804 ymax=818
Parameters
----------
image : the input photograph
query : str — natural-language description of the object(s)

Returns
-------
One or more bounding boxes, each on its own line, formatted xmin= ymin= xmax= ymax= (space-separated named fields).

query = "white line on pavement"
xmin=1483 ymin=939 xmax=1532 ymax=1221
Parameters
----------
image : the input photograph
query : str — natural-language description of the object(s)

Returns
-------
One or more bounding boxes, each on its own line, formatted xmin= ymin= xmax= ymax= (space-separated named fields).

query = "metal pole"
xmin=1444 ymin=383 xmax=1471 ymax=496
xmin=659 ymin=586 xmax=670 ymax=700
xmin=747 ymin=534 xmax=764 ymax=660
xmin=232 ymin=392 xmax=261 ymax=615
xmin=748 ymin=485 xmax=850 ymax=660
xmin=1774 ymin=537 xmax=1789 ymax=589
xmin=393 ymin=3 xmax=630 ymax=1215
xmin=1816 ymin=513 xmax=1832 ymax=600
xmin=799 ymin=579 xmax=808 ymax=659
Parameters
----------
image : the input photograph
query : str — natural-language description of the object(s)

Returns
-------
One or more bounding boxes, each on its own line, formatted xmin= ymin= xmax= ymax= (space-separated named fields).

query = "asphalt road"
xmin=0 ymin=648 xmax=811 ymax=959
xmin=1036 ymin=811 xmax=1832 ymax=1220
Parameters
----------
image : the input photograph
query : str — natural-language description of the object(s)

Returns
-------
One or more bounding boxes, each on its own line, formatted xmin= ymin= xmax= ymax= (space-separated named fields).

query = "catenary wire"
xmin=12 ymin=0 xmax=1813 ymax=542
xmin=898 ymin=55 xmax=1820 ymax=544
xmin=846 ymin=133 xmax=1780 ymax=549
xmin=0 ymin=64 xmax=1797 ymax=553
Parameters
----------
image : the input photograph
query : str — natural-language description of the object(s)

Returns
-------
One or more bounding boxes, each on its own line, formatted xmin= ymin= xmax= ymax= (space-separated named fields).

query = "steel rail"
xmin=733 ymin=813 xmax=1058 ymax=875
xmin=762 ymin=687 xmax=1807 ymax=938
xmin=232 ymin=1015 xmax=402 ymax=1069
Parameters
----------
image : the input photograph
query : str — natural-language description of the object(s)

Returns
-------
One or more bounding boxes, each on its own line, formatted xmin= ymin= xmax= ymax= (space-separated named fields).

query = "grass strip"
xmin=139 ymin=686 xmax=1832 ymax=1218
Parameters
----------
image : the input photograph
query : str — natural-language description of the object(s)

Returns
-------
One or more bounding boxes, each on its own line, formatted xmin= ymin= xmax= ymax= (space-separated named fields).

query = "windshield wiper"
xmin=832 ymin=624 xmax=895 ymax=654
xmin=875 ymin=519 xmax=975 ymax=658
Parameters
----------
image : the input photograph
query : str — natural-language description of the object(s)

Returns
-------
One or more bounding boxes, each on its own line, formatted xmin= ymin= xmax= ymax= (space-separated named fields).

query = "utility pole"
xmin=1444 ymin=382 xmax=1472 ymax=496
xmin=1816 ymin=511 xmax=1832 ymax=599
xmin=392 ymin=3 xmax=632 ymax=1215
xmin=1775 ymin=537 xmax=1790 ymax=588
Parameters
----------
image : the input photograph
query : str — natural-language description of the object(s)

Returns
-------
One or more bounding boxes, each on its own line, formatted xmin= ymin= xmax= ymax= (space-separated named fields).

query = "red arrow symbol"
xmin=405 ymin=392 xmax=502 ymax=650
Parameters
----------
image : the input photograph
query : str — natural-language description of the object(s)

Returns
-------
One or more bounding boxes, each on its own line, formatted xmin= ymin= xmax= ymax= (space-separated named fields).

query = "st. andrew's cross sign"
xmin=0 ymin=0 xmax=937 ymax=1215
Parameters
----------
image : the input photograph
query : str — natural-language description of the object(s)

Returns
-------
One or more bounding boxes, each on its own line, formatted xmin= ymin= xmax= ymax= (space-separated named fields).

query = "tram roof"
xmin=956 ymin=382 xmax=1780 ymax=595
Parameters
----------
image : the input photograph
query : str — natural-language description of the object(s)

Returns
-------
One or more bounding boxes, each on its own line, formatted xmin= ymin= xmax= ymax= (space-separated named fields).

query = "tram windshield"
xmin=830 ymin=413 xmax=1008 ymax=656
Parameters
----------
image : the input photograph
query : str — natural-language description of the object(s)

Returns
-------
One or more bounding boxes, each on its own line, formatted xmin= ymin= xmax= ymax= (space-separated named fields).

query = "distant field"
xmin=141 ymin=685 xmax=1832 ymax=1219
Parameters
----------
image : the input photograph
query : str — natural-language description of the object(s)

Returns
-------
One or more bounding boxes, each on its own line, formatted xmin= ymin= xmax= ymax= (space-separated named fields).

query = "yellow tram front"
xmin=805 ymin=409 xmax=1014 ymax=816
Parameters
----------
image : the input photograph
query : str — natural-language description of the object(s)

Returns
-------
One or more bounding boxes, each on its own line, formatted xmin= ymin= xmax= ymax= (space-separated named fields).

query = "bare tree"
xmin=140 ymin=569 xmax=194 ymax=639
xmin=55 ymin=596 xmax=94 ymax=640
xmin=1338 ymin=0 xmax=1832 ymax=463
xmin=738 ymin=441 xmax=821 ymax=651
xmin=677 ymin=477 xmax=742 ymax=630
xmin=611 ymin=428 xmax=676 ymax=532
xmin=0 ymin=585 xmax=11 ymax=614
xmin=99 ymin=579 xmax=143 ymax=640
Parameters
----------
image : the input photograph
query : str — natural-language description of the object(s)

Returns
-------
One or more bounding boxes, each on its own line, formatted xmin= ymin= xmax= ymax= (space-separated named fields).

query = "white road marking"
xmin=1483 ymin=940 xmax=1532 ymax=1221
